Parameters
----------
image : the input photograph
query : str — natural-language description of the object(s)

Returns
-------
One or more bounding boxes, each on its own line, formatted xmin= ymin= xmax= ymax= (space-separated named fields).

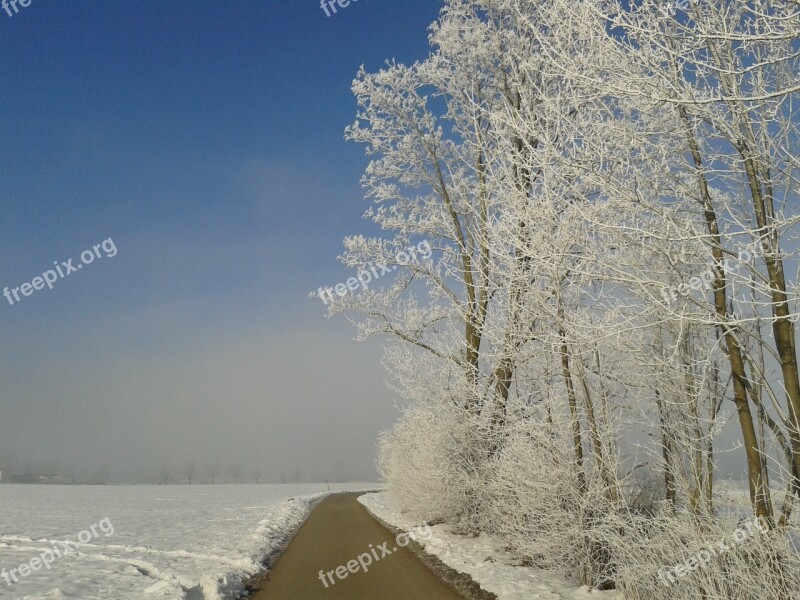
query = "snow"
xmin=0 ymin=483 xmax=376 ymax=600
xmin=358 ymin=492 xmax=623 ymax=600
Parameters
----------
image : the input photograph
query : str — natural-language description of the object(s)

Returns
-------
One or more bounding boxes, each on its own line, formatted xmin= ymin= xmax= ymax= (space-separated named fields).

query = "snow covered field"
xmin=0 ymin=483 xmax=375 ymax=600
xmin=359 ymin=492 xmax=622 ymax=600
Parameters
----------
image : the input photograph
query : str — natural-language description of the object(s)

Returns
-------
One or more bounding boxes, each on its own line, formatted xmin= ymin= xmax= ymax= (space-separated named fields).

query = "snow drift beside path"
xmin=358 ymin=492 xmax=622 ymax=600
xmin=197 ymin=494 xmax=323 ymax=600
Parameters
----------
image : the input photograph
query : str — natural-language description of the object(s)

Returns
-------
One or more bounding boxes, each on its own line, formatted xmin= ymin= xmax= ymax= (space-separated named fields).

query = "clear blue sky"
xmin=0 ymin=0 xmax=444 ymax=483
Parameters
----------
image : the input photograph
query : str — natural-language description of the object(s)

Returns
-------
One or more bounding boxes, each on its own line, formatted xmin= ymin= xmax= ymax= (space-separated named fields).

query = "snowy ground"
xmin=358 ymin=492 xmax=622 ymax=600
xmin=0 ymin=483 xmax=376 ymax=600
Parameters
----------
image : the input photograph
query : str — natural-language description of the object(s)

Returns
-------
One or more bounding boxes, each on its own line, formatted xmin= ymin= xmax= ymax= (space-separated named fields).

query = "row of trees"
xmin=155 ymin=463 xmax=301 ymax=485
xmin=328 ymin=1 xmax=800 ymax=597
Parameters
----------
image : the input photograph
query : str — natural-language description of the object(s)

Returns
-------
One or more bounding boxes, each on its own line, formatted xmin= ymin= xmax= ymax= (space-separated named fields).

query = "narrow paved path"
xmin=251 ymin=492 xmax=466 ymax=600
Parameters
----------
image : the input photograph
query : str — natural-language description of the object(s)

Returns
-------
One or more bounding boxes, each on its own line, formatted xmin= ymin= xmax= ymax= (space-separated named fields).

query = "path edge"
xmin=356 ymin=493 xmax=498 ymax=600
xmin=238 ymin=493 xmax=332 ymax=598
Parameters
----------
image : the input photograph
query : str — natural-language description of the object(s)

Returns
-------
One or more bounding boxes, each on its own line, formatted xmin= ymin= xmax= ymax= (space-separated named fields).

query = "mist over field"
xmin=0 ymin=0 xmax=442 ymax=486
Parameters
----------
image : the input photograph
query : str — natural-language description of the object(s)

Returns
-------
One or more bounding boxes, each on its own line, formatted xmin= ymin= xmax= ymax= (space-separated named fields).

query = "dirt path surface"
xmin=250 ymin=492 xmax=466 ymax=600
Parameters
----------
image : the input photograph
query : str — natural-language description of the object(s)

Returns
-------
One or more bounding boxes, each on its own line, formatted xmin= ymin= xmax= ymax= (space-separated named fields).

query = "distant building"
xmin=0 ymin=471 xmax=70 ymax=484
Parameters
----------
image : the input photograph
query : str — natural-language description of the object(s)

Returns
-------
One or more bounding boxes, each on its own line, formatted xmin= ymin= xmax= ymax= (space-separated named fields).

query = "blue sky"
xmin=0 ymin=0 xmax=444 ymax=482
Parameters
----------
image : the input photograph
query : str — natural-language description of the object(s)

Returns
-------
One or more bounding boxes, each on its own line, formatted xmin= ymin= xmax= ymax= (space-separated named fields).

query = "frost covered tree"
xmin=251 ymin=466 xmax=261 ymax=484
xmin=182 ymin=460 xmax=197 ymax=485
xmin=330 ymin=0 xmax=800 ymax=596
xmin=206 ymin=464 xmax=220 ymax=484
xmin=157 ymin=465 xmax=174 ymax=485
xmin=227 ymin=464 xmax=241 ymax=484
